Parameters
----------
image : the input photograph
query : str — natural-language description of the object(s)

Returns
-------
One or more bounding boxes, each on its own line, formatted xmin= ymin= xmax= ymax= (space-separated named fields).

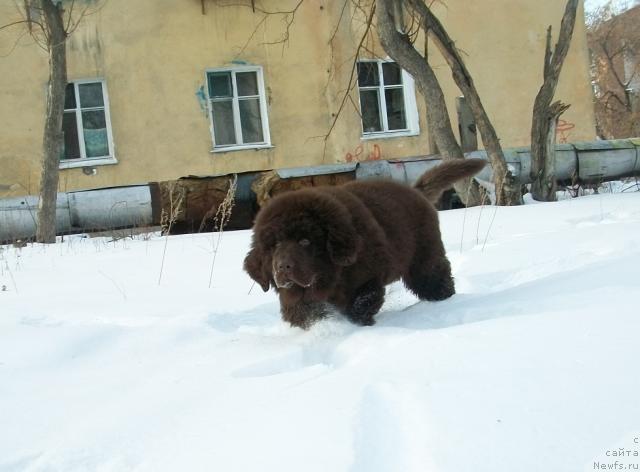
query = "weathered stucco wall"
xmin=429 ymin=0 xmax=596 ymax=148
xmin=0 ymin=0 xmax=596 ymax=197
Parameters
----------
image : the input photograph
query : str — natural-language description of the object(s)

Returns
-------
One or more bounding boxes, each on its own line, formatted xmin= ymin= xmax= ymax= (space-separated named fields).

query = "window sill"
xmin=211 ymin=144 xmax=274 ymax=154
xmin=361 ymin=130 xmax=420 ymax=140
xmin=59 ymin=156 xmax=118 ymax=169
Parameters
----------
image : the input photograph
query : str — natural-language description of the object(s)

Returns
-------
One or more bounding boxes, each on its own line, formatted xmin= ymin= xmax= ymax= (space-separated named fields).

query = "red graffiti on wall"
xmin=556 ymin=119 xmax=575 ymax=144
xmin=345 ymin=144 xmax=382 ymax=163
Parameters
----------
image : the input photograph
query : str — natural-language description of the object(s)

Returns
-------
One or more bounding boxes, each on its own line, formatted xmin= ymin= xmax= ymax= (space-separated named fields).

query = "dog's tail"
xmin=414 ymin=158 xmax=487 ymax=204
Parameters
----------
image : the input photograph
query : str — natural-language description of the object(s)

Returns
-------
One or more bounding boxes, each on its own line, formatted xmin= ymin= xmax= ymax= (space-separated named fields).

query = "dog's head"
xmin=244 ymin=189 xmax=361 ymax=294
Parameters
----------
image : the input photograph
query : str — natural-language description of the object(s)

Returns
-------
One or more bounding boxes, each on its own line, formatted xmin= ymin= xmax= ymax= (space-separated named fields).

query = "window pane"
xmin=359 ymin=90 xmax=382 ymax=133
xmin=236 ymin=72 xmax=258 ymax=96
xmin=382 ymin=62 xmax=402 ymax=86
xmin=239 ymin=98 xmax=264 ymax=143
xmin=211 ymin=100 xmax=236 ymax=146
xmin=62 ymin=112 xmax=80 ymax=159
xmin=357 ymin=62 xmax=379 ymax=86
xmin=82 ymin=110 xmax=109 ymax=157
xmin=64 ymin=84 xmax=76 ymax=110
xmin=78 ymin=83 xmax=104 ymax=108
xmin=208 ymin=72 xmax=232 ymax=98
xmin=385 ymin=88 xmax=407 ymax=130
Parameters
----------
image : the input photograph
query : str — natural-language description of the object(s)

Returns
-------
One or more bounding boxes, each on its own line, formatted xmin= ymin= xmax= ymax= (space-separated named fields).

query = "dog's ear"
xmin=324 ymin=205 xmax=360 ymax=267
xmin=327 ymin=231 xmax=358 ymax=266
xmin=244 ymin=245 xmax=271 ymax=292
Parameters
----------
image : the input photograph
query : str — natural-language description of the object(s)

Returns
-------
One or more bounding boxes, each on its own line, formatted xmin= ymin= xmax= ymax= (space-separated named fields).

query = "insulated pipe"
xmin=349 ymin=139 xmax=639 ymax=185
xmin=1 ymin=140 xmax=639 ymax=242
xmin=1 ymin=185 xmax=152 ymax=242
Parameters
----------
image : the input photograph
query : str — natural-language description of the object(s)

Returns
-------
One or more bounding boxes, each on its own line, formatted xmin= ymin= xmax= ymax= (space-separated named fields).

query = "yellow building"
xmin=0 ymin=0 xmax=596 ymax=197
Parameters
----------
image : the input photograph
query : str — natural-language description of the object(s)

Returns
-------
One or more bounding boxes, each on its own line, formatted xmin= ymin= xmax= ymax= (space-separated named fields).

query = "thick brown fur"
xmin=244 ymin=158 xmax=486 ymax=329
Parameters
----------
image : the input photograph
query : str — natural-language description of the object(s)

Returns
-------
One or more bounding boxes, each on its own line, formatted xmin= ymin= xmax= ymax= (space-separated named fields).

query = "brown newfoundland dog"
xmin=244 ymin=159 xmax=486 ymax=329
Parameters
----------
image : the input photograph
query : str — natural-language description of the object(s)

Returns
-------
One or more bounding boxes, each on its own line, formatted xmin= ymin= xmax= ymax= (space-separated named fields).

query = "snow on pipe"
xmin=1 ymin=139 xmax=639 ymax=242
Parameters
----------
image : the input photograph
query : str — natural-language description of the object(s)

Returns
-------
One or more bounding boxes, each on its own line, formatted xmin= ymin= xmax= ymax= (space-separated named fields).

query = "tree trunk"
xmin=36 ymin=0 xmax=67 ymax=244
xmin=376 ymin=0 xmax=483 ymax=206
xmin=530 ymin=0 xmax=579 ymax=202
xmin=403 ymin=0 xmax=521 ymax=206
xmin=531 ymin=100 xmax=570 ymax=200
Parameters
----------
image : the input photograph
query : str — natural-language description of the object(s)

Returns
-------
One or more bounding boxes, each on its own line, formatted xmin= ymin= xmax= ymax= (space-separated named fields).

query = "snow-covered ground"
xmin=1 ymin=192 xmax=639 ymax=472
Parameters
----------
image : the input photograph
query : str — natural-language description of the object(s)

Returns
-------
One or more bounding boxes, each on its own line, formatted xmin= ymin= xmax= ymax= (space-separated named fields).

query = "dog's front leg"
xmin=345 ymin=279 xmax=385 ymax=326
xmin=279 ymin=288 xmax=328 ymax=329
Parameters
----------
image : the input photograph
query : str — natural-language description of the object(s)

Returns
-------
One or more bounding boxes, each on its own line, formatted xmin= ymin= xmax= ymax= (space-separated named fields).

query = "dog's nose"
xmin=277 ymin=260 xmax=293 ymax=274
xmin=274 ymin=257 xmax=295 ymax=289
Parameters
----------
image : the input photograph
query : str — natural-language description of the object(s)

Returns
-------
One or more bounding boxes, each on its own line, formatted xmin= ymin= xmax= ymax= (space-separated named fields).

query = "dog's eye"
xmin=299 ymin=238 xmax=310 ymax=247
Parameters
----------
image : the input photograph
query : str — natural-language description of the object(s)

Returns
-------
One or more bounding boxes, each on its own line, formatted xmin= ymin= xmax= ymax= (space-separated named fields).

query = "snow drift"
xmin=1 ymin=192 xmax=639 ymax=472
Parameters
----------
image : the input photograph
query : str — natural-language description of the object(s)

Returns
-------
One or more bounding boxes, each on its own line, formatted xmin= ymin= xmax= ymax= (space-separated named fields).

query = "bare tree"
xmin=374 ymin=0 xmax=521 ymax=205
xmin=36 ymin=0 xmax=67 ymax=243
xmin=1 ymin=1 xmax=94 ymax=243
xmin=391 ymin=0 xmax=521 ymax=206
xmin=376 ymin=0 xmax=484 ymax=206
xmin=587 ymin=2 xmax=640 ymax=139
xmin=530 ymin=0 xmax=579 ymax=202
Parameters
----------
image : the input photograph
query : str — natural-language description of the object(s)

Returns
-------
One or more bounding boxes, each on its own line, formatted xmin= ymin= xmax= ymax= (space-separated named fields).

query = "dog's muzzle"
xmin=274 ymin=272 xmax=314 ymax=290
xmin=272 ymin=243 xmax=315 ymax=289
xmin=275 ymin=279 xmax=294 ymax=289
xmin=273 ymin=267 xmax=314 ymax=290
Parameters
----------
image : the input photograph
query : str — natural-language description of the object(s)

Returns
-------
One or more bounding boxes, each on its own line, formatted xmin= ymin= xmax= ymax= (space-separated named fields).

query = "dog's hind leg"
xmin=344 ymin=279 xmax=385 ymax=326
xmin=403 ymin=247 xmax=455 ymax=302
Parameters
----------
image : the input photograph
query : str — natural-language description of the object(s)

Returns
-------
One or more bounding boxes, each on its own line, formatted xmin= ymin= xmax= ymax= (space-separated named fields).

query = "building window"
xmin=206 ymin=66 xmax=271 ymax=152
xmin=61 ymin=79 xmax=115 ymax=168
xmin=357 ymin=60 xmax=419 ymax=138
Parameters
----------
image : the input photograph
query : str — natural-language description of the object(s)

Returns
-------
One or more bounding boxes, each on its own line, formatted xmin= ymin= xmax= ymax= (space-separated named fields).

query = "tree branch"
xmin=601 ymin=40 xmax=631 ymax=92
xmin=321 ymin=2 xmax=376 ymax=146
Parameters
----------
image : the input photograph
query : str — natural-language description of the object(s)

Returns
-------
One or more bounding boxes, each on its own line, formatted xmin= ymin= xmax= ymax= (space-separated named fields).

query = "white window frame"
xmin=59 ymin=78 xmax=117 ymax=169
xmin=357 ymin=59 xmax=420 ymax=140
xmin=205 ymin=66 xmax=272 ymax=153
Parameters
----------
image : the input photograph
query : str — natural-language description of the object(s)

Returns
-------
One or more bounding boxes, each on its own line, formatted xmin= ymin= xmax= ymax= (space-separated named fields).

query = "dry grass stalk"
xmin=158 ymin=181 xmax=185 ymax=285
xmin=209 ymin=174 xmax=237 ymax=288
